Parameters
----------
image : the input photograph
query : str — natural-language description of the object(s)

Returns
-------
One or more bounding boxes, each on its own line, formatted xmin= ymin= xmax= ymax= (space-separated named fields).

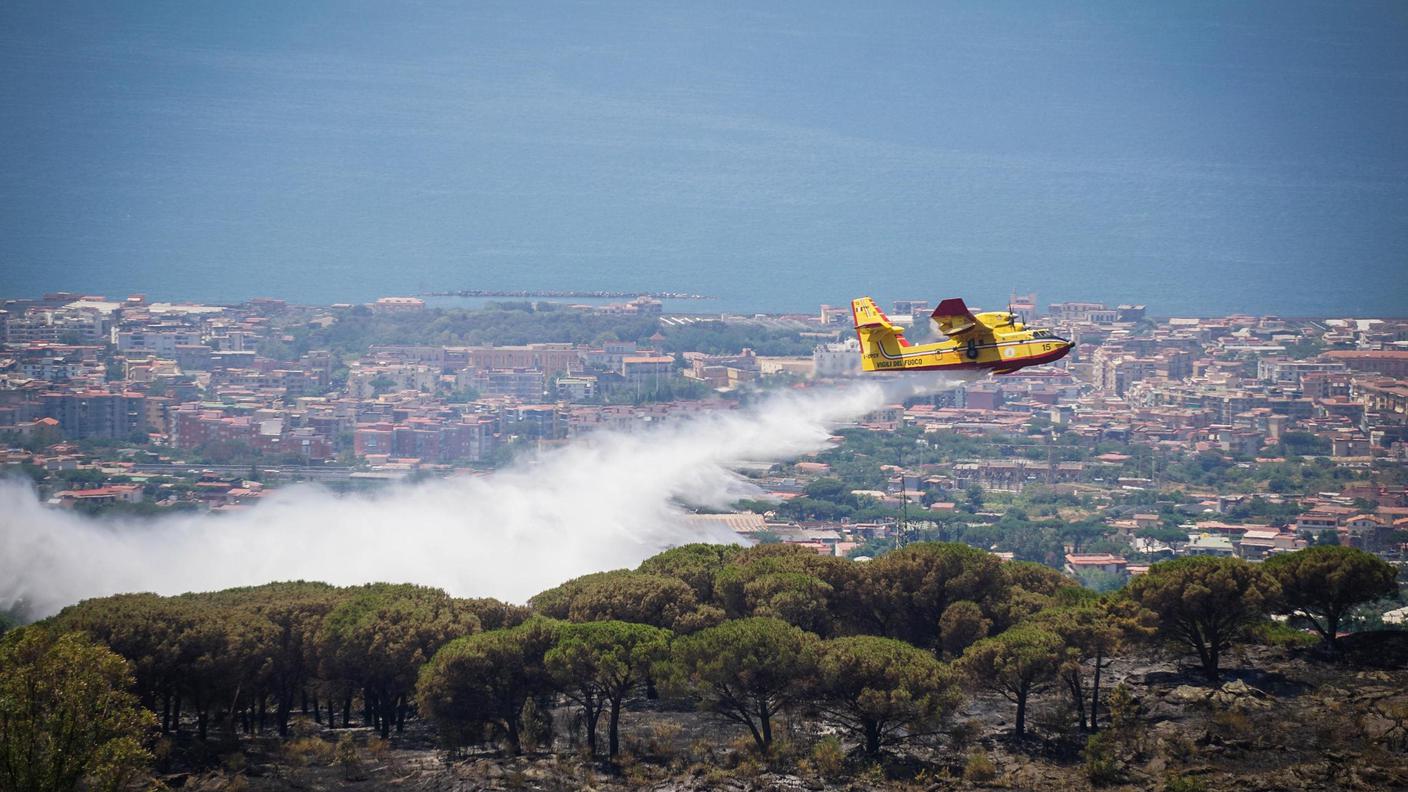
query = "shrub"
xmin=1157 ymin=732 xmax=1197 ymax=764
xmin=334 ymin=733 xmax=365 ymax=781
xmin=220 ymin=751 xmax=247 ymax=773
xmin=963 ymin=752 xmax=997 ymax=783
xmin=622 ymin=758 xmax=657 ymax=788
xmin=810 ymin=736 xmax=845 ymax=779
xmin=1210 ymin=710 xmax=1252 ymax=740
xmin=365 ymin=737 xmax=391 ymax=762
xmin=282 ymin=736 xmax=335 ymax=766
xmin=1107 ymin=683 xmax=1146 ymax=751
xmin=1083 ymin=732 xmax=1123 ymax=786
xmin=857 ymin=762 xmax=888 ymax=786
xmin=1249 ymin=619 xmax=1319 ymax=649
xmin=518 ymin=697 xmax=554 ymax=752
xmin=685 ymin=738 xmax=718 ymax=766
xmin=623 ymin=722 xmax=683 ymax=760
xmin=948 ymin=718 xmax=983 ymax=751
xmin=1164 ymin=775 xmax=1208 ymax=792
xmin=761 ymin=739 xmax=806 ymax=773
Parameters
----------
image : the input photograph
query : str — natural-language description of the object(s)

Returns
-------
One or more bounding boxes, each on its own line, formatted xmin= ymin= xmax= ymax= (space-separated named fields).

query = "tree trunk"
xmin=864 ymin=720 xmax=881 ymax=755
xmin=301 ymin=689 xmax=309 ymax=715
xmin=162 ymin=693 xmax=172 ymax=733
xmin=1014 ymin=684 xmax=1029 ymax=739
xmin=379 ymin=694 xmax=394 ymax=740
xmin=1191 ymin=627 xmax=1219 ymax=682
xmin=608 ymin=701 xmax=622 ymax=758
xmin=277 ymin=692 xmax=292 ymax=737
xmin=758 ymin=702 xmax=773 ymax=752
xmin=584 ymin=708 xmax=599 ymax=756
xmin=1067 ymin=672 xmax=1087 ymax=732
xmin=396 ymin=695 xmax=406 ymax=733
xmin=505 ymin=718 xmax=522 ymax=756
xmin=343 ymin=691 xmax=353 ymax=729
xmin=742 ymin=717 xmax=765 ymax=753
xmin=1203 ymin=644 xmax=1220 ymax=682
xmin=313 ymin=694 xmax=323 ymax=725
xmin=258 ymin=697 xmax=267 ymax=734
xmin=173 ymin=691 xmax=182 ymax=735
xmin=1090 ymin=648 xmax=1104 ymax=732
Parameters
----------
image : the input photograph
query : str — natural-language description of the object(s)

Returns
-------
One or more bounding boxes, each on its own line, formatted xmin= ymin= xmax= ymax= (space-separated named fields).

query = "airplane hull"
xmin=862 ymin=342 xmax=1069 ymax=374
xmin=850 ymin=295 xmax=1072 ymax=375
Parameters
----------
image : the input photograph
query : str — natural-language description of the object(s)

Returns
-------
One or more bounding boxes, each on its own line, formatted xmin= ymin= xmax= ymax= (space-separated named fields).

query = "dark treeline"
xmin=5 ymin=543 xmax=1398 ymax=790
xmin=46 ymin=582 xmax=529 ymax=742
xmin=279 ymin=303 xmax=663 ymax=356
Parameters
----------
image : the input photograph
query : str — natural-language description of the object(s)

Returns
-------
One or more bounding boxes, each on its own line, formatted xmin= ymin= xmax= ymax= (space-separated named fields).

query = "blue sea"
xmin=2 ymin=1 xmax=1406 ymax=317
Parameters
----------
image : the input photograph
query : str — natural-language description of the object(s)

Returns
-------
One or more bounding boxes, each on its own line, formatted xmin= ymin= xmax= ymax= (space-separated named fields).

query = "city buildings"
xmin=2 ymin=290 xmax=1405 ymax=573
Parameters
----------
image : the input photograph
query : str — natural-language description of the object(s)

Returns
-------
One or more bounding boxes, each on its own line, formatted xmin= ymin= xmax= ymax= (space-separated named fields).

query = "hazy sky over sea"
xmin=2 ymin=1 xmax=1406 ymax=315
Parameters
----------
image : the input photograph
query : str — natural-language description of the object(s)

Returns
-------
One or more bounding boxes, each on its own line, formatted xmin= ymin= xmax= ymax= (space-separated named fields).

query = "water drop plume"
xmin=0 ymin=374 xmax=974 ymax=617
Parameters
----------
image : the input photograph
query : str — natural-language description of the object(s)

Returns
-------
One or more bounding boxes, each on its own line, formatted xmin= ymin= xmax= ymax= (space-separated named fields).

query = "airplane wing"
xmin=930 ymin=298 xmax=981 ymax=338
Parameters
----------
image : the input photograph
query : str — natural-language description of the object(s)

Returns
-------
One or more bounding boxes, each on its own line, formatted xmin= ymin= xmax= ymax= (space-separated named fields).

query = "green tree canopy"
xmin=814 ymin=635 xmax=962 ymax=755
xmin=416 ymin=617 xmax=562 ymax=755
xmin=1263 ymin=545 xmax=1398 ymax=648
xmin=0 ymin=627 xmax=157 ymax=792
xmin=545 ymin=620 xmax=671 ymax=757
xmin=860 ymin=542 xmax=1010 ymax=651
xmin=319 ymin=583 xmax=480 ymax=738
xmin=997 ymin=560 xmax=1080 ymax=625
xmin=958 ymin=625 xmax=1067 ymax=739
xmin=49 ymin=593 xmax=186 ymax=716
xmin=670 ymin=617 xmax=820 ymax=753
xmin=636 ymin=543 xmax=744 ymax=603
xmin=188 ymin=581 xmax=344 ymax=736
xmin=1030 ymin=599 xmax=1156 ymax=732
xmin=456 ymin=597 xmax=533 ymax=632
xmin=938 ymin=600 xmax=992 ymax=658
xmin=529 ymin=570 xmax=701 ymax=631
xmin=740 ymin=571 xmax=836 ymax=636
xmin=1002 ymin=561 xmax=1075 ymax=598
xmin=713 ymin=543 xmax=864 ymax=636
xmin=1125 ymin=556 xmax=1279 ymax=682
xmin=51 ymin=592 xmax=238 ymax=739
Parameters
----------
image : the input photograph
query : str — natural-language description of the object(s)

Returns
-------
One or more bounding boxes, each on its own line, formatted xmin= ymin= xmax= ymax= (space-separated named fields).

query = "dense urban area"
xmin=3 ymin=290 xmax=1407 ymax=791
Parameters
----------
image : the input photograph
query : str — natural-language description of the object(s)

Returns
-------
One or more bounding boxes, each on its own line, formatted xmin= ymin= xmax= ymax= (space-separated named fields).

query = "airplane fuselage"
xmin=852 ymin=297 xmax=1072 ymax=375
xmin=863 ymin=328 xmax=1071 ymax=373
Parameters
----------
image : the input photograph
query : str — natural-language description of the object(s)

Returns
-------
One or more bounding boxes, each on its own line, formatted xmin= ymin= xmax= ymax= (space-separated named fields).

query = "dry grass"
xmin=963 ymin=751 xmax=997 ymax=783
xmin=282 ymin=736 xmax=335 ymax=766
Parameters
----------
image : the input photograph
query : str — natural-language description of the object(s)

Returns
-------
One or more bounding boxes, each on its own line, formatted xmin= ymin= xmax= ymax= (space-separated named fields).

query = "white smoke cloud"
xmin=0 ymin=375 xmax=973 ymax=618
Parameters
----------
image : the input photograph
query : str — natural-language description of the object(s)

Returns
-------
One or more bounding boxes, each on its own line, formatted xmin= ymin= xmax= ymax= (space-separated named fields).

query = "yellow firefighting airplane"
xmin=852 ymin=296 xmax=1072 ymax=375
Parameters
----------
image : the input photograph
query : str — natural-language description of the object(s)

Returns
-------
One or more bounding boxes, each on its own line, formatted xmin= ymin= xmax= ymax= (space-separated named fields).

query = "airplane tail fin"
xmin=851 ymin=297 xmax=905 ymax=371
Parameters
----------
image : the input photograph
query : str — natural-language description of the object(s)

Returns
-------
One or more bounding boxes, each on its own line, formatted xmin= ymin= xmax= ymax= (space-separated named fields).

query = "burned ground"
xmin=163 ymin=639 xmax=1408 ymax=792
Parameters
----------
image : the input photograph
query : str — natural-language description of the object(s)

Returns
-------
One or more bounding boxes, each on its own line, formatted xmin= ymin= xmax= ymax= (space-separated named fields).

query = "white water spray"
xmin=0 ymin=375 xmax=973 ymax=618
